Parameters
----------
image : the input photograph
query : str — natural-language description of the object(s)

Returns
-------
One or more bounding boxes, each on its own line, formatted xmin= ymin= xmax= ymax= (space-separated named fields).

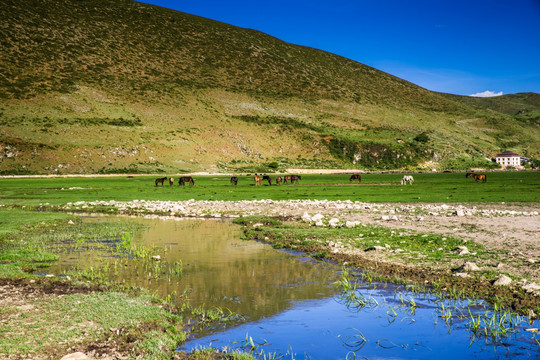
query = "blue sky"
xmin=139 ymin=0 xmax=540 ymax=96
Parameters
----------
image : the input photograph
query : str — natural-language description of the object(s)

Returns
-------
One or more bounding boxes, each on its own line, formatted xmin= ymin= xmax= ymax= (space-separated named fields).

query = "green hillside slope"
xmin=1 ymin=0 xmax=539 ymax=174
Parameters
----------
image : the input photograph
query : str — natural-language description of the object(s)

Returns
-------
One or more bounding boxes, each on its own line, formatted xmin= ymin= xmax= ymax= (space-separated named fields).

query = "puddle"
xmin=47 ymin=216 xmax=540 ymax=359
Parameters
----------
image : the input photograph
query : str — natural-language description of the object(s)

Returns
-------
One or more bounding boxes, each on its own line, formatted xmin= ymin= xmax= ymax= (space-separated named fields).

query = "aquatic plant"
xmin=338 ymin=328 xmax=367 ymax=352
xmin=335 ymin=267 xmax=378 ymax=311
xmin=466 ymin=307 xmax=526 ymax=343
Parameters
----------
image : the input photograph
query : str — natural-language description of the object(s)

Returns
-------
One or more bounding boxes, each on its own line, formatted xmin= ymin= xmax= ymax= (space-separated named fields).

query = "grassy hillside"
xmin=1 ymin=0 xmax=539 ymax=174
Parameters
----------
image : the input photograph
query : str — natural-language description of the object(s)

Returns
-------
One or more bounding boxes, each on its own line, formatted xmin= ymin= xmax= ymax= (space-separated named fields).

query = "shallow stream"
xmin=47 ymin=216 xmax=539 ymax=359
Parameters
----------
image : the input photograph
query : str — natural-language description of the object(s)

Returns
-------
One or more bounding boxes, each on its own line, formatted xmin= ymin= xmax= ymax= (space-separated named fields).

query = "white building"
xmin=495 ymin=151 xmax=521 ymax=168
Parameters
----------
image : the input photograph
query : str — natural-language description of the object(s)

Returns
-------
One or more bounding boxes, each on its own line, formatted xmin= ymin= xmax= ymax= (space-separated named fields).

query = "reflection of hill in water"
xmin=128 ymin=218 xmax=339 ymax=320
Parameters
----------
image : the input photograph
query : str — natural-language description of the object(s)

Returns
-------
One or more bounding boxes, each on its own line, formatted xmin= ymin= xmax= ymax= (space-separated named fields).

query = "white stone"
xmin=457 ymin=246 xmax=470 ymax=255
xmin=462 ymin=262 xmax=481 ymax=271
xmin=328 ymin=218 xmax=340 ymax=227
xmin=60 ymin=353 xmax=89 ymax=360
xmin=453 ymin=209 xmax=465 ymax=217
xmin=493 ymin=275 xmax=512 ymax=286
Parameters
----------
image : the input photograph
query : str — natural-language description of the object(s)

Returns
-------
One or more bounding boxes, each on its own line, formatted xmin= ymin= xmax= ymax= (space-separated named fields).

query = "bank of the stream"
xmin=234 ymin=215 xmax=540 ymax=315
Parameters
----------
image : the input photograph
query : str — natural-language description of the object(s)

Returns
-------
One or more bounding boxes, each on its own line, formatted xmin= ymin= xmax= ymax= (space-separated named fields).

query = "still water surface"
xmin=48 ymin=216 xmax=539 ymax=359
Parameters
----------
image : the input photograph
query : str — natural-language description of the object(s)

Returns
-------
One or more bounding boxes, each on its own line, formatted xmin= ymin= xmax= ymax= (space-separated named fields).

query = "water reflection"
xmin=49 ymin=216 xmax=340 ymax=321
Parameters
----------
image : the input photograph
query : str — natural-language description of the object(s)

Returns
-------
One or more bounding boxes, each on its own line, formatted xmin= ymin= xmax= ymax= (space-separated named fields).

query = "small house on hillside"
xmin=495 ymin=151 xmax=521 ymax=168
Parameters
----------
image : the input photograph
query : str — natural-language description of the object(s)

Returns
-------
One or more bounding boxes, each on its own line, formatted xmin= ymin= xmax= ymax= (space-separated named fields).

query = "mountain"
xmin=1 ymin=0 xmax=539 ymax=174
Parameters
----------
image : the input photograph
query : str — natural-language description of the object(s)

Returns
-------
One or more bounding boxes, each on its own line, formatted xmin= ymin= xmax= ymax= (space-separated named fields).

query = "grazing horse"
xmin=283 ymin=175 xmax=292 ymax=184
xmin=290 ymin=175 xmax=301 ymax=184
xmin=262 ymin=175 xmax=272 ymax=186
xmin=466 ymin=172 xmax=487 ymax=183
xmin=169 ymin=177 xmax=174 ymax=186
xmin=230 ymin=176 xmax=238 ymax=186
xmin=275 ymin=176 xmax=283 ymax=185
xmin=178 ymin=176 xmax=195 ymax=186
xmin=401 ymin=175 xmax=414 ymax=185
xmin=349 ymin=174 xmax=361 ymax=183
xmin=155 ymin=177 xmax=167 ymax=187
xmin=254 ymin=174 xmax=262 ymax=186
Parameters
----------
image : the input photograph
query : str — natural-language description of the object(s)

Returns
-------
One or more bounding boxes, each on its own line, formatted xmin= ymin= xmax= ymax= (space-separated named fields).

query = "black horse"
xmin=230 ymin=176 xmax=239 ymax=186
xmin=262 ymin=175 xmax=272 ymax=186
xmin=178 ymin=176 xmax=195 ymax=186
xmin=349 ymin=174 xmax=361 ymax=183
xmin=155 ymin=177 xmax=167 ymax=186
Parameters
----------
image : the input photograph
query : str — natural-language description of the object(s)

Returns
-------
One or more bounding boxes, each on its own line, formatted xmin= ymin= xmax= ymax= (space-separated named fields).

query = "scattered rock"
xmin=458 ymin=262 xmax=481 ymax=272
xmin=252 ymin=223 xmax=264 ymax=228
xmin=453 ymin=209 xmax=465 ymax=216
xmin=493 ymin=275 xmax=512 ymax=286
xmin=522 ymin=282 xmax=540 ymax=295
xmin=60 ymin=353 xmax=89 ymax=360
xmin=301 ymin=212 xmax=311 ymax=222
xmin=365 ymin=245 xmax=386 ymax=252
xmin=454 ymin=272 xmax=470 ymax=278
xmin=328 ymin=218 xmax=340 ymax=227
xmin=345 ymin=220 xmax=361 ymax=228
xmin=456 ymin=246 xmax=470 ymax=255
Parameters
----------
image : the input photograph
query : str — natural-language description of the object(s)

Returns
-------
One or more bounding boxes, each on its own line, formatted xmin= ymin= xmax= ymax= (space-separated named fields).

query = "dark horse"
xmin=349 ymin=174 xmax=361 ymax=183
xmin=230 ymin=176 xmax=239 ymax=186
xmin=262 ymin=175 xmax=272 ymax=186
xmin=466 ymin=172 xmax=487 ymax=183
xmin=178 ymin=176 xmax=195 ymax=186
xmin=155 ymin=177 xmax=167 ymax=186
xmin=275 ymin=176 xmax=283 ymax=185
xmin=290 ymin=175 xmax=301 ymax=184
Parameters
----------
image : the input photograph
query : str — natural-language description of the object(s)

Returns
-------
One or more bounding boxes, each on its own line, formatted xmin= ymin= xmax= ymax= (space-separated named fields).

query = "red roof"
xmin=496 ymin=151 xmax=520 ymax=157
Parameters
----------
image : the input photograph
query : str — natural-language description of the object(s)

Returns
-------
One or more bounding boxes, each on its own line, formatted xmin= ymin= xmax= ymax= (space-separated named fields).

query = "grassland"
xmin=0 ymin=171 xmax=538 ymax=206
xmin=0 ymin=171 xmax=539 ymax=359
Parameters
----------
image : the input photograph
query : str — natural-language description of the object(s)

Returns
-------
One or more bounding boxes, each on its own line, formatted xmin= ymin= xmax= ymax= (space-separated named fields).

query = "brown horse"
xmin=290 ymin=175 xmax=301 ymax=184
xmin=230 ymin=176 xmax=238 ymax=186
xmin=349 ymin=174 xmax=361 ymax=183
xmin=178 ymin=176 xmax=195 ymax=186
xmin=466 ymin=172 xmax=487 ymax=183
xmin=275 ymin=176 xmax=283 ymax=185
xmin=254 ymin=174 xmax=262 ymax=186
xmin=169 ymin=177 xmax=174 ymax=186
xmin=283 ymin=175 xmax=292 ymax=184
xmin=262 ymin=175 xmax=272 ymax=186
xmin=155 ymin=177 xmax=167 ymax=186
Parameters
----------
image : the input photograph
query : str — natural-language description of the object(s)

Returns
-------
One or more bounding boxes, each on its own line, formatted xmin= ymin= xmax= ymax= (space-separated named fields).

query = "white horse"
xmin=401 ymin=175 xmax=414 ymax=185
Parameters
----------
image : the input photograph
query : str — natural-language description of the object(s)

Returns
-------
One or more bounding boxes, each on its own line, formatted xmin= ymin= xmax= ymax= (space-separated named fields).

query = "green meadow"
xmin=0 ymin=171 xmax=538 ymax=206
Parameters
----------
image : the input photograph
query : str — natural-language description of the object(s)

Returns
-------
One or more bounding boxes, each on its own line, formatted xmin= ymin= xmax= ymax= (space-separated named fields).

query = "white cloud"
xmin=469 ymin=90 xmax=503 ymax=97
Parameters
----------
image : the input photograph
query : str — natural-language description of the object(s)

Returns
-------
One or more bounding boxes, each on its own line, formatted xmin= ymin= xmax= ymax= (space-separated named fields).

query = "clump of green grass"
xmin=0 ymin=290 xmax=185 ymax=359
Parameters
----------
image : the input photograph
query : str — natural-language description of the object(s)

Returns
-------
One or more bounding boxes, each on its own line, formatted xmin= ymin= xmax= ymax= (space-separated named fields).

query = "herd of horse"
xmin=252 ymin=174 xmax=302 ymax=186
xmin=154 ymin=172 xmax=488 ymax=187
xmin=155 ymin=176 xmax=195 ymax=186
